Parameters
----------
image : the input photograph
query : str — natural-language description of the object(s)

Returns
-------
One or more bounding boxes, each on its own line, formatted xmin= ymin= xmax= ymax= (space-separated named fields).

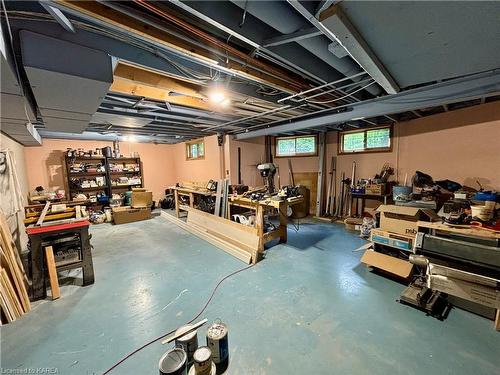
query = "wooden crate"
xmin=365 ymin=183 xmax=386 ymax=195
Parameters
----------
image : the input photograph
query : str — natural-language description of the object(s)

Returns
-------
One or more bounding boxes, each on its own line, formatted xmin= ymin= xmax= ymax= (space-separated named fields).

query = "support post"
xmin=315 ymin=132 xmax=326 ymax=217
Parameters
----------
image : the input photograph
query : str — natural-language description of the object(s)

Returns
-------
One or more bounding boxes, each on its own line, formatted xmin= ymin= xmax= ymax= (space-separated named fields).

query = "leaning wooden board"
xmin=45 ymin=246 xmax=61 ymax=300
xmin=187 ymin=208 xmax=260 ymax=250
xmin=161 ymin=211 xmax=252 ymax=264
xmin=0 ymin=211 xmax=30 ymax=314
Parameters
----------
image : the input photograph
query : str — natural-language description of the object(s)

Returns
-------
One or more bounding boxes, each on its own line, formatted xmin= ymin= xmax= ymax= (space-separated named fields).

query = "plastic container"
xmin=393 ymin=186 xmax=412 ymax=202
xmin=470 ymin=204 xmax=494 ymax=220
xmin=124 ymin=191 xmax=133 ymax=206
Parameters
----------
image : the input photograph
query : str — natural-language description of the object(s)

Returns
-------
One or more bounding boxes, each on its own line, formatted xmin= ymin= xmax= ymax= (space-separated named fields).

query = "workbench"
xmin=172 ymin=186 xmax=214 ymax=218
xmin=351 ymin=193 xmax=392 ymax=216
xmin=27 ymin=220 xmax=94 ymax=300
xmin=229 ymin=195 xmax=303 ymax=253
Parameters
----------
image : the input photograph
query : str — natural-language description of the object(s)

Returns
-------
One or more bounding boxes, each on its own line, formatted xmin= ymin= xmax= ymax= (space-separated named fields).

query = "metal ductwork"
xmin=0 ymin=25 xmax=41 ymax=146
xmin=229 ymin=0 xmax=382 ymax=96
xmin=19 ymin=31 xmax=113 ymax=133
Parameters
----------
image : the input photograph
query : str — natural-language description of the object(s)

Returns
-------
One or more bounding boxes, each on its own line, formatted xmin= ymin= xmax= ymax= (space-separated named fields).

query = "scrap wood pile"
xmin=0 ymin=210 xmax=31 ymax=324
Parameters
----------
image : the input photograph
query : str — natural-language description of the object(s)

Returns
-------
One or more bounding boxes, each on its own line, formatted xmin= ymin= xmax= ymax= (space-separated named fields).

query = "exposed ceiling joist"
xmin=39 ymin=1 xmax=75 ymax=32
xmin=54 ymin=0 xmax=306 ymax=94
xmin=318 ymin=4 xmax=399 ymax=94
xmin=234 ymin=70 xmax=500 ymax=139
xmin=114 ymin=62 xmax=205 ymax=99
xmin=315 ymin=0 xmax=341 ymax=18
xmin=263 ymin=27 xmax=322 ymax=47
xmin=110 ymin=78 xmax=213 ymax=111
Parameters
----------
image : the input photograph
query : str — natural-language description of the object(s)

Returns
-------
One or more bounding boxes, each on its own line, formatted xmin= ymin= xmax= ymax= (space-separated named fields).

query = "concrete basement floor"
xmin=1 ymin=213 xmax=499 ymax=375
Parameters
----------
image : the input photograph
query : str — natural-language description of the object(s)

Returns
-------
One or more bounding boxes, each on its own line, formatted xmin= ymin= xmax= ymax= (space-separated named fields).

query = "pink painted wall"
xmin=331 ymin=101 xmax=500 ymax=192
xmin=236 ymin=102 xmax=500 ymax=208
xmin=226 ymin=136 xmax=266 ymax=186
xmin=21 ymin=101 xmax=500 ymax=206
xmin=24 ymin=139 xmax=176 ymax=201
xmin=397 ymin=102 xmax=500 ymax=190
xmin=171 ymin=135 xmax=224 ymax=183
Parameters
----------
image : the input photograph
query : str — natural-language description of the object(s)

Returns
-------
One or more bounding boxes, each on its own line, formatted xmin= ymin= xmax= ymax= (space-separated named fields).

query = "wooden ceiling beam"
xmin=114 ymin=63 xmax=205 ymax=99
xmin=110 ymin=78 xmax=215 ymax=111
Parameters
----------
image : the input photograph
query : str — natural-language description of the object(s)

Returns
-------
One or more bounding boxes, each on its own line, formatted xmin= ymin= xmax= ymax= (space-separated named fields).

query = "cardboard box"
xmin=365 ymin=183 xmax=386 ymax=195
xmin=370 ymin=228 xmax=414 ymax=251
xmin=112 ymin=206 xmax=151 ymax=224
xmin=131 ymin=191 xmax=153 ymax=208
xmin=344 ymin=217 xmax=362 ymax=231
xmin=427 ymin=264 xmax=500 ymax=309
xmin=360 ymin=249 xmax=414 ymax=279
xmin=376 ymin=205 xmax=439 ymax=236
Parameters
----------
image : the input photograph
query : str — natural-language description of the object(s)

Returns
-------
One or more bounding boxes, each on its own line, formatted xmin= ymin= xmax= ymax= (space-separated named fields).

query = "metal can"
xmin=192 ymin=346 xmax=213 ymax=375
xmin=175 ymin=324 xmax=199 ymax=365
xmin=206 ymin=322 xmax=229 ymax=374
xmin=159 ymin=347 xmax=187 ymax=375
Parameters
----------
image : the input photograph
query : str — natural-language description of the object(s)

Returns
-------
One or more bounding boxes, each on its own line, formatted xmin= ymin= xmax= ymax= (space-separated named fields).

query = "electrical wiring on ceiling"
xmin=5 ymin=11 xmax=220 ymax=83
xmin=304 ymin=80 xmax=377 ymax=105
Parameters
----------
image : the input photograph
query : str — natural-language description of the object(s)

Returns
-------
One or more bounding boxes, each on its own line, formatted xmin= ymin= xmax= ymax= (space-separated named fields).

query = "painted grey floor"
xmin=1 ymin=213 xmax=499 ymax=375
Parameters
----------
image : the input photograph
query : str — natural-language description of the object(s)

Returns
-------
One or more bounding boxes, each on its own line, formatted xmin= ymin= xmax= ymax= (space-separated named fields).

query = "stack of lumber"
xmin=161 ymin=208 xmax=259 ymax=264
xmin=0 ymin=210 xmax=31 ymax=324
xmin=181 ymin=181 xmax=210 ymax=190
xmin=24 ymin=201 xmax=86 ymax=226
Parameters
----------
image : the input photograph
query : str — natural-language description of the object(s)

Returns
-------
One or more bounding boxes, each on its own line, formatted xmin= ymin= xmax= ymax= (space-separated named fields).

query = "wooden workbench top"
xmin=230 ymin=195 xmax=303 ymax=208
xmin=170 ymin=186 xmax=214 ymax=196
xmin=417 ymin=221 xmax=500 ymax=239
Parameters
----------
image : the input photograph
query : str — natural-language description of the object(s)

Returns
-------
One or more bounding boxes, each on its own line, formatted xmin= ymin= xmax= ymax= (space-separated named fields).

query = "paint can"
xmin=159 ymin=347 xmax=187 ymax=375
xmin=206 ymin=321 xmax=229 ymax=374
xmin=188 ymin=362 xmax=216 ymax=375
xmin=175 ymin=324 xmax=199 ymax=365
xmin=189 ymin=346 xmax=214 ymax=375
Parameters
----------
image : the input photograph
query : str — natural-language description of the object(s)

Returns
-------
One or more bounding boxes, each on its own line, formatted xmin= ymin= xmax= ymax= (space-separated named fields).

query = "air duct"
xmin=19 ymin=31 xmax=113 ymax=133
xmin=230 ymin=0 xmax=382 ymax=96
xmin=0 ymin=28 xmax=41 ymax=146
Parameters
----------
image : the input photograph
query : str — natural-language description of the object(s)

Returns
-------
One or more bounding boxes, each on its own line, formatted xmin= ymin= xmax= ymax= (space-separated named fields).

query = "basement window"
xmin=275 ymin=135 xmax=317 ymax=157
xmin=339 ymin=126 xmax=392 ymax=154
xmin=186 ymin=139 xmax=205 ymax=160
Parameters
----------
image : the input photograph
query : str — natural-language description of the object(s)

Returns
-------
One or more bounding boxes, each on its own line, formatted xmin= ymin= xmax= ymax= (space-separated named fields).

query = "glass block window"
xmin=339 ymin=126 xmax=391 ymax=154
xmin=275 ymin=135 xmax=317 ymax=157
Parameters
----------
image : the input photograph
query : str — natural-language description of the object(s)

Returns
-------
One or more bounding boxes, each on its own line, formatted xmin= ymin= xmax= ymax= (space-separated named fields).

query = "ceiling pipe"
xmin=278 ymin=71 xmax=366 ymax=102
xmin=49 ymin=1 xmax=298 ymax=96
xmin=168 ymin=0 xmax=336 ymax=86
xmin=132 ymin=0 xmax=309 ymax=93
xmin=230 ymin=0 xmax=382 ymax=96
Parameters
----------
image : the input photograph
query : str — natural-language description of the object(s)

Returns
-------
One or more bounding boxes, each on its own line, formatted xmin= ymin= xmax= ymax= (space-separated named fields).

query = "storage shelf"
xmin=69 ymin=172 xmax=107 ymax=177
xmin=108 ymin=157 xmax=140 ymax=162
xmin=69 ymin=156 xmax=105 ymax=161
xmin=111 ymin=184 xmax=142 ymax=188
xmin=66 ymin=155 xmax=143 ymax=198
xmin=110 ymin=171 xmax=141 ymax=175
xmin=71 ymin=186 xmax=108 ymax=192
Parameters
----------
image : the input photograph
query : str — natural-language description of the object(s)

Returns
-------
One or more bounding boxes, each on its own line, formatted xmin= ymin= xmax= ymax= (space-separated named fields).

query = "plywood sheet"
xmin=294 ymin=172 xmax=318 ymax=215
